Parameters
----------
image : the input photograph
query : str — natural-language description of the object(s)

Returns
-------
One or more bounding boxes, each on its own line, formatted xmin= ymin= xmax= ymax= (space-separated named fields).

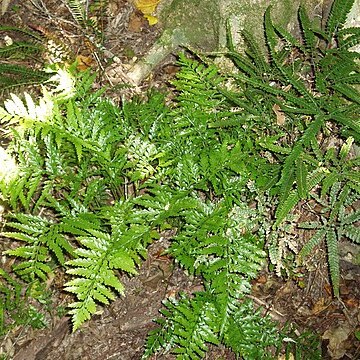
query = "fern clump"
xmin=223 ymin=0 xmax=360 ymax=293
xmin=0 ymin=0 xmax=358 ymax=358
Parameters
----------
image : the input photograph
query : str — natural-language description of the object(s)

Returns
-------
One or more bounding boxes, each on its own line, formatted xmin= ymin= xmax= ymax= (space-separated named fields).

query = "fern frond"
xmin=66 ymin=0 xmax=87 ymax=27
xmin=143 ymin=293 xmax=219 ymax=359
xmin=338 ymin=27 xmax=360 ymax=50
xmin=343 ymin=224 xmax=360 ymax=243
xmin=65 ymin=229 xmax=127 ymax=331
xmin=0 ymin=42 xmax=43 ymax=58
xmin=298 ymin=227 xmax=327 ymax=260
xmin=296 ymin=157 xmax=308 ymax=199
xmin=274 ymin=191 xmax=299 ymax=228
xmin=326 ymin=228 xmax=340 ymax=297
xmin=3 ymin=212 xmax=74 ymax=266
xmin=241 ymin=29 xmax=270 ymax=75
xmin=223 ymin=299 xmax=282 ymax=359
xmin=298 ymin=6 xmax=316 ymax=51
xmin=65 ymin=200 xmax=152 ymax=331
xmin=326 ymin=0 xmax=355 ymax=37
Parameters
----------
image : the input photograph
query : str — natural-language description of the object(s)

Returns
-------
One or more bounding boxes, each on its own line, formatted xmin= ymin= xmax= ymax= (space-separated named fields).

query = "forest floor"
xmin=0 ymin=1 xmax=360 ymax=359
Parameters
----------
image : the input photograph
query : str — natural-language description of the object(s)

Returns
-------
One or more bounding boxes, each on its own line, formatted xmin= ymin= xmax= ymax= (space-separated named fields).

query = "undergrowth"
xmin=0 ymin=0 xmax=359 ymax=358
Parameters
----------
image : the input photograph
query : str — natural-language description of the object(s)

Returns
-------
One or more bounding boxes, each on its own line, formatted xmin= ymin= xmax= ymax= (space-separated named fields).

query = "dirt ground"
xmin=0 ymin=1 xmax=360 ymax=359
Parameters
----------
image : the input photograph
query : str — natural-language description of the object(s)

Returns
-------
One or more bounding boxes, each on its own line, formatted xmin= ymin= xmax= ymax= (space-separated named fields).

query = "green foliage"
xmin=282 ymin=329 xmax=322 ymax=360
xmin=223 ymin=0 xmax=360 ymax=287
xmin=298 ymin=182 xmax=360 ymax=297
xmin=0 ymin=269 xmax=48 ymax=336
xmin=66 ymin=0 xmax=107 ymax=47
xmin=0 ymin=26 xmax=51 ymax=95
xmin=222 ymin=300 xmax=282 ymax=359
xmin=142 ymin=292 xmax=220 ymax=359
xmin=3 ymin=213 xmax=74 ymax=280
xmin=0 ymin=0 xmax=358 ymax=357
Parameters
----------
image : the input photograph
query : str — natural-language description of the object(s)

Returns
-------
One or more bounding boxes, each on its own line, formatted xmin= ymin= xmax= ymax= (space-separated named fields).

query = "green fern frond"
xmin=332 ymin=83 xmax=360 ymax=105
xmin=338 ymin=27 xmax=360 ymax=50
xmin=223 ymin=299 xmax=282 ymax=359
xmin=298 ymin=227 xmax=327 ymax=260
xmin=296 ymin=157 xmax=308 ymax=199
xmin=0 ymin=42 xmax=43 ymax=58
xmin=275 ymin=166 xmax=326 ymax=227
xmin=65 ymin=200 xmax=152 ymax=331
xmin=326 ymin=0 xmax=355 ymax=37
xmin=143 ymin=293 xmax=219 ymax=360
xmin=241 ymin=29 xmax=270 ymax=75
xmin=0 ymin=64 xmax=50 ymax=92
xmin=326 ymin=228 xmax=340 ymax=297
xmin=65 ymin=229 xmax=127 ymax=331
xmin=298 ymin=6 xmax=316 ymax=51
xmin=66 ymin=0 xmax=87 ymax=27
xmin=343 ymin=224 xmax=360 ymax=243
xmin=2 ymin=213 xmax=73 ymax=280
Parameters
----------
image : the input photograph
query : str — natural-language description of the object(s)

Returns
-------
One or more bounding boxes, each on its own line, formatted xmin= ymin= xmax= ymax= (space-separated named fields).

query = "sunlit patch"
xmin=0 ymin=146 xmax=19 ymax=185
xmin=47 ymin=68 xmax=76 ymax=99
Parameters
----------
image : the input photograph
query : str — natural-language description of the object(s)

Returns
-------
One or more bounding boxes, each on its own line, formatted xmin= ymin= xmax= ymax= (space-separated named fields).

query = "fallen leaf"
xmin=133 ymin=0 xmax=160 ymax=25
xmin=128 ymin=12 xmax=145 ymax=32
xmin=272 ymin=103 xmax=286 ymax=125
xmin=311 ymin=298 xmax=330 ymax=315
xmin=76 ymin=55 xmax=95 ymax=71
xmin=322 ymin=323 xmax=352 ymax=359
xmin=144 ymin=14 xmax=158 ymax=25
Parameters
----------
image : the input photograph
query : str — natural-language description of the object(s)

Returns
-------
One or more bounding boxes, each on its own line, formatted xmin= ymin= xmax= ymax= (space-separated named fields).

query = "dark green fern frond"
xmin=0 ymin=42 xmax=43 ymax=59
xmin=0 ymin=63 xmax=50 ymax=92
xmin=337 ymin=27 xmax=360 ymax=50
xmin=223 ymin=299 xmax=282 ymax=359
xmin=298 ymin=6 xmax=316 ymax=51
xmin=326 ymin=0 xmax=355 ymax=38
xmin=275 ymin=166 xmax=327 ymax=227
xmin=298 ymin=227 xmax=327 ymax=260
xmin=264 ymin=9 xmax=318 ymax=108
xmin=326 ymin=228 xmax=340 ymax=297
xmin=241 ymin=29 xmax=270 ymax=76
xmin=277 ymin=116 xmax=325 ymax=204
xmin=298 ymin=181 xmax=360 ymax=297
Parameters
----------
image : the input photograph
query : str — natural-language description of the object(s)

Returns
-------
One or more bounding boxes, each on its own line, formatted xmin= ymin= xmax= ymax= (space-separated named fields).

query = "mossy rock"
xmin=157 ymin=0 xmax=325 ymax=51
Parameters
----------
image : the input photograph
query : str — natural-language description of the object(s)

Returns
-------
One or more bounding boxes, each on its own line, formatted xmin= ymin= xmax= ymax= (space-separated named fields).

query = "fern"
xmin=223 ymin=299 xmax=282 ymax=359
xmin=0 ymin=27 xmax=53 ymax=95
xmin=0 ymin=269 xmax=47 ymax=336
xmin=0 ymin=3 xmax=358 ymax=358
xmin=142 ymin=292 xmax=219 ymax=359
xmin=298 ymin=182 xmax=360 ymax=297
xmin=2 ymin=213 xmax=74 ymax=280
xmin=326 ymin=0 xmax=355 ymax=38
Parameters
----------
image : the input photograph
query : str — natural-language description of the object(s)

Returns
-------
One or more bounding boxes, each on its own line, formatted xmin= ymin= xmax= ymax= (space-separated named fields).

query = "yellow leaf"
xmin=133 ymin=0 xmax=160 ymax=14
xmin=133 ymin=0 xmax=160 ymax=25
xmin=145 ymin=14 xmax=158 ymax=25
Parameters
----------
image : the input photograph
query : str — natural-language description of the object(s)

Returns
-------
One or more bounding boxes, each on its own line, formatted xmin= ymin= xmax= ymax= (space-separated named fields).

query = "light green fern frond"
xmin=142 ymin=292 xmax=219 ymax=359
xmin=65 ymin=228 xmax=128 ymax=331
xmin=2 ymin=213 xmax=74 ymax=280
